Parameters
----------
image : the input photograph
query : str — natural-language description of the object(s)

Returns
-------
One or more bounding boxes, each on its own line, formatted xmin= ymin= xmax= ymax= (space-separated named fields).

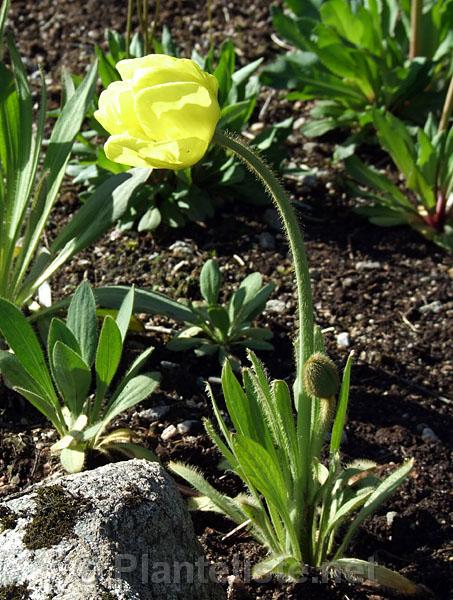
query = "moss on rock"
xmin=23 ymin=485 xmax=78 ymax=550
xmin=0 ymin=506 xmax=17 ymax=533
xmin=0 ymin=584 xmax=30 ymax=599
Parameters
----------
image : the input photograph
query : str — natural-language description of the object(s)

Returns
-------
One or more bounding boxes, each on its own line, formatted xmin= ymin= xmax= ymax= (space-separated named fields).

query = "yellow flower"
xmin=94 ymin=54 xmax=221 ymax=170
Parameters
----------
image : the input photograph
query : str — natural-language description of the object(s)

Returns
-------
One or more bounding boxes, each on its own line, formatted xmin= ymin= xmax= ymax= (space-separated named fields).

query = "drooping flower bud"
xmin=302 ymin=352 xmax=340 ymax=399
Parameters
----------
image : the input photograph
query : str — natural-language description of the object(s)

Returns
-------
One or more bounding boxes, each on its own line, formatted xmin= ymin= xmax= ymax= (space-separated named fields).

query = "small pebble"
xmin=137 ymin=406 xmax=170 ymax=421
xmin=336 ymin=332 xmax=350 ymax=348
xmin=160 ymin=424 xmax=178 ymax=441
xmin=419 ymin=301 xmax=442 ymax=314
xmin=266 ymin=299 xmax=286 ymax=314
xmin=342 ymin=277 xmax=354 ymax=288
xmin=421 ymin=427 xmax=440 ymax=443
xmin=386 ymin=511 xmax=398 ymax=527
xmin=177 ymin=420 xmax=196 ymax=435
xmin=355 ymin=261 xmax=381 ymax=271
xmin=169 ymin=240 xmax=193 ymax=255
xmin=258 ymin=232 xmax=276 ymax=251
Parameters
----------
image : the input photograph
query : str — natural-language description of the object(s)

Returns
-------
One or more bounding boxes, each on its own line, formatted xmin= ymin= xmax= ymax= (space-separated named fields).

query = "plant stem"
xmin=143 ymin=0 xmax=149 ymax=54
xmin=149 ymin=0 xmax=161 ymax=53
xmin=207 ymin=0 xmax=214 ymax=53
xmin=213 ymin=130 xmax=315 ymax=561
xmin=439 ymin=75 xmax=453 ymax=132
xmin=409 ymin=0 xmax=423 ymax=59
xmin=126 ymin=0 xmax=133 ymax=58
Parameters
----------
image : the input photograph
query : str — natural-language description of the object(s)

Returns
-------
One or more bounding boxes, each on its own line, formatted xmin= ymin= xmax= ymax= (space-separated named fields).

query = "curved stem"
xmin=213 ymin=130 xmax=315 ymax=561
xmin=213 ymin=131 xmax=314 ymax=373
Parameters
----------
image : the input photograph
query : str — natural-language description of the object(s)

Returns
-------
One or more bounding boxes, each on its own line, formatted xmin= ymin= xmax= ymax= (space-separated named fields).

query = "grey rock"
xmin=265 ymin=299 xmax=286 ymax=314
xmin=0 ymin=460 xmax=224 ymax=600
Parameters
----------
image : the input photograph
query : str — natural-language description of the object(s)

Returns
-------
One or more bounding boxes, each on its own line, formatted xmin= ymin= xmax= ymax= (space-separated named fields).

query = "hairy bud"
xmin=303 ymin=352 xmax=340 ymax=399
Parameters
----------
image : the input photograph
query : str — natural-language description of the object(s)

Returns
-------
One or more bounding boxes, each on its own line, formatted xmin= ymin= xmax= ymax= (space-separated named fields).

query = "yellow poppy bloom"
xmin=94 ymin=54 xmax=221 ymax=170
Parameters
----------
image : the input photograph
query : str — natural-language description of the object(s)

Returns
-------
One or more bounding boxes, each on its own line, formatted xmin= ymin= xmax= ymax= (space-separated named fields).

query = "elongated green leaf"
xmin=221 ymin=361 xmax=257 ymax=439
xmin=169 ymin=461 xmax=245 ymax=524
xmin=33 ymin=284 xmax=194 ymax=324
xmin=95 ymin=316 xmax=123 ymax=396
xmin=232 ymin=434 xmax=289 ymax=519
xmin=47 ymin=318 xmax=81 ymax=358
xmin=12 ymin=62 xmax=98 ymax=302
xmin=208 ymin=306 xmax=230 ymax=335
xmin=105 ymin=441 xmax=157 ymax=462
xmin=0 ymin=0 xmax=10 ymax=57
xmin=104 ymin=372 xmax=160 ymax=424
xmin=67 ymin=281 xmax=97 ymax=367
xmin=0 ymin=351 xmax=47 ymax=398
xmin=52 ymin=341 xmax=91 ymax=416
xmin=115 ymin=285 xmax=135 ymax=342
xmin=0 ymin=298 xmax=55 ymax=401
xmin=14 ymin=386 xmax=62 ymax=432
xmin=200 ymin=259 xmax=221 ymax=305
xmin=19 ymin=169 xmax=151 ymax=302
xmin=330 ymin=352 xmax=353 ymax=454
xmin=329 ymin=558 xmax=420 ymax=595
xmin=335 ymin=459 xmax=414 ymax=557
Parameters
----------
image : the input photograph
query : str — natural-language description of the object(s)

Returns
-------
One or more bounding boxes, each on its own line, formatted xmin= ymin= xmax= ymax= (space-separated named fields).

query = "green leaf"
xmin=336 ymin=459 xmax=414 ymax=557
xmin=214 ymin=40 xmax=236 ymax=105
xmin=328 ymin=559 xmax=420 ymax=596
xmin=47 ymin=318 xmax=81 ymax=358
xmin=67 ymin=281 xmax=98 ymax=367
xmin=95 ymin=316 xmax=123 ymax=398
xmin=0 ymin=298 xmax=55 ymax=401
xmin=232 ymin=434 xmax=289 ymax=517
xmin=115 ymin=285 xmax=135 ymax=342
xmin=200 ymin=259 xmax=221 ymax=304
xmin=330 ymin=352 xmax=353 ymax=454
xmin=138 ymin=206 xmax=161 ymax=231
xmin=169 ymin=462 xmax=245 ymax=524
xmin=208 ymin=306 xmax=230 ymax=335
xmin=92 ymin=286 xmax=194 ymax=322
xmin=21 ymin=168 xmax=151 ymax=301
xmin=52 ymin=341 xmax=91 ymax=416
xmin=104 ymin=372 xmax=160 ymax=424
xmin=60 ymin=447 xmax=86 ymax=473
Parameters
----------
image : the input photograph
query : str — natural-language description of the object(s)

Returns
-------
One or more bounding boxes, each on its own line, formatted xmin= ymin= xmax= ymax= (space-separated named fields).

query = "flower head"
xmin=94 ymin=54 xmax=220 ymax=170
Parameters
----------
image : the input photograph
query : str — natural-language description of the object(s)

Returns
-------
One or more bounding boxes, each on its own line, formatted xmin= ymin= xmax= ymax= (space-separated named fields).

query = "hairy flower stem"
xmin=213 ymin=130 xmax=315 ymax=562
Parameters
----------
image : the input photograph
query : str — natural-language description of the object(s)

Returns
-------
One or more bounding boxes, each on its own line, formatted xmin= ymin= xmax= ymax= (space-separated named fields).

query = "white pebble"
xmin=161 ymin=424 xmax=178 ymax=441
xmin=336 ymin=332 xmax=350 ymax=348
xmin=355 ymin=261 xmax=381 ymax=271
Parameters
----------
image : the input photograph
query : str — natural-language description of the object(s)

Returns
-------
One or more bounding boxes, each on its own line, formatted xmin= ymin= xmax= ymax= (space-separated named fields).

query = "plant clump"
xmin=22 ymin=485 xmax=79 ymax=550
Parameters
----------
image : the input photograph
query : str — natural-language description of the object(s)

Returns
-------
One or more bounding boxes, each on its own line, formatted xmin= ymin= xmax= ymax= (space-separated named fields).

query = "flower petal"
xmin=134 ymin=82 xmax=219 ymax=143
xmin=95 ymin=81 xmax=145 ymax=138
xmin=104 ymin=134 xmax=155 ymax=168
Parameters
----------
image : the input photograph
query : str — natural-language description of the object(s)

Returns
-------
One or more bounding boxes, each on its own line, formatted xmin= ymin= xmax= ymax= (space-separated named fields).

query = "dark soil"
xmin=1 ymin=1 xmax=452 ymax=599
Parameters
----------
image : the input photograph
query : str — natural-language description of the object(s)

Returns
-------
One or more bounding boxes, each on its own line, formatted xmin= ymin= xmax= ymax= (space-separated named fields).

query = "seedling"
xmin=167 ymin=259 xmax=274 ymax=365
